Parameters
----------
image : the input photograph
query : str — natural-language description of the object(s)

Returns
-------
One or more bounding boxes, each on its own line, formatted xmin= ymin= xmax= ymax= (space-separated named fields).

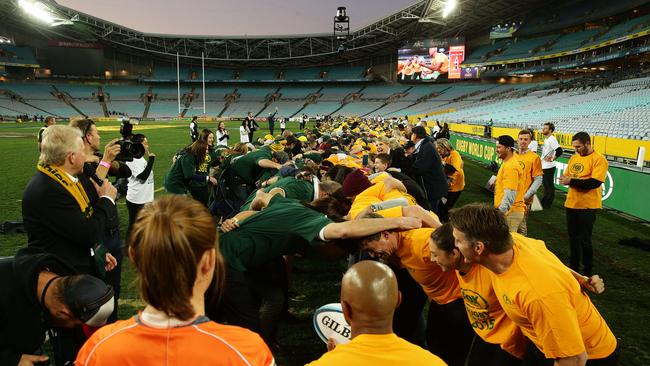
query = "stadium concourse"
xmin=1 ymin=0 xmax=650 ymax=365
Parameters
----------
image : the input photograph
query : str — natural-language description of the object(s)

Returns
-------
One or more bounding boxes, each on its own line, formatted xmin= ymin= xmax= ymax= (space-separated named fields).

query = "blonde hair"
xmin=39 ymin=125 xmax=83 ymax=165
xmin=435 ymin=138 xmax=453 ymax=152
xmin=129 ymin=195 xmax=224 ymax=320
xmin=388 ymin=138 xmax=401 ymax=151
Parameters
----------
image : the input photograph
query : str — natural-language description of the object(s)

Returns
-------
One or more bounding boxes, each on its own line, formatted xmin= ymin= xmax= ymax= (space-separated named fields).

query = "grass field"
xmin=1 ymin=120 xmax=649 ymax=366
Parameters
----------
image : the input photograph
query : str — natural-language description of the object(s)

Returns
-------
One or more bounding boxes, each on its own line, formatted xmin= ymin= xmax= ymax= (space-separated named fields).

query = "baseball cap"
xmin=497 ymin=135 xmax=516 ymax=149
xmin=411 ymin=126 xmax=428 ymax=139
xmin=64 ymin=275 xmax=114 ymax=327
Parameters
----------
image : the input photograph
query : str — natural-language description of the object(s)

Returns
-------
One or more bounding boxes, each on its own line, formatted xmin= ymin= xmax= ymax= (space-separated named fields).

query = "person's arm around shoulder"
xmin=322 ymin=216 xmax=422 ymax=241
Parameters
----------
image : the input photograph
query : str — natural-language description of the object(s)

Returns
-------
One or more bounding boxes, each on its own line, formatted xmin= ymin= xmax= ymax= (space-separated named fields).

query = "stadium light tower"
xmin=18 ymin=0 xmax=54 ymax=24
xmin=334 ymin=7 xmax=350 ymax=41
xmin=18 ymin=0 xmax=74 ymax=26
xmin=442 ymin=0 xmax=457 ymax=18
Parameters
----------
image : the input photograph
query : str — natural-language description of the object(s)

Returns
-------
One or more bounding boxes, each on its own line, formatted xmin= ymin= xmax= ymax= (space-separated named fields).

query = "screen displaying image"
xmin=396 ymin=39 xmax=464 ymax=82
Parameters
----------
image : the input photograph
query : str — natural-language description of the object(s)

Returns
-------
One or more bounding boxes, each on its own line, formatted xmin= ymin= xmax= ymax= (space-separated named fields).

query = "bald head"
xmin=341 ymin=261 xmax=399 ymax=329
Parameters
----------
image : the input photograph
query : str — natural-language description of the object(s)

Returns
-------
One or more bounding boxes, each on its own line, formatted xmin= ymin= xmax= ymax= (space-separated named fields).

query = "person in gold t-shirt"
xmin=306 ymin=261 xmax=447 ymax=366
xmin=494 ymin=136 xmax=526 ymax=232
xmin=450 ymin=203 xmax=618 ymax=366
xmin=359 ymin=224 xmax=472 ymax=366
xmin=428 ymin=223 xmax=525 ymax=366
xmin=559 ymin=132 xmax=608 ymax=276
xmin=516 ymin=129 xmax=543 ymax=236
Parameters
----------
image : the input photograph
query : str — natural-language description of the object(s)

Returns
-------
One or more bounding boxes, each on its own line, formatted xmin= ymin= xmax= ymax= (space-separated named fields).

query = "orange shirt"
xmin=75 ymin=315 xmax=275 ymax=366
xmin=494 ymin=156 xmax=526 ymax=213
xmin=397 ymin=228 xmax=460 ymax=305
xmin=456 ymin=265 xmax=527 ymax=359
xmin=564 ymin=151 xmax=608 ymax=209
xmin=444 ymin=150 xmax=465 ymax=192
xmin=349 ymin=174 xmax=417 ymax=219
xmin=326 ymin=153 xmax=362 ymax=169
xmin=306 ymin=333 xmax=446 ymax=366
xmin=490 ymin=234 xmax=617 ymax=359
xmin=516 ymin=150 xmax=542 ymax=194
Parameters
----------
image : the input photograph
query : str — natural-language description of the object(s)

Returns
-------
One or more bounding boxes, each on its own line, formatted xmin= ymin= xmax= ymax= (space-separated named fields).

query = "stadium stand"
xmin=283 ymin=68 xmax=322 ymax=80
xmin=277 ymin=87 xmax=319 ymax=98
xmin=324 ymin=66 xmax=365 ymax=80
xmin=361 ymin=85 xmax=409 ymax=99
xmin=432 ymin=80 xmax=650 ymax=139
xmin=239 ymin=69 xmax=278 ymax=81
xmin=0 ymin=44 xmax=38 ymax=66
xmin=259 ymin=101 xmax=305 ymax=117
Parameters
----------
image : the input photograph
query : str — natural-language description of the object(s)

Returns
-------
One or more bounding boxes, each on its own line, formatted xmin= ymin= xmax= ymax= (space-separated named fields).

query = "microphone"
xmin=83 ymin=164 xmax=104 ymax=186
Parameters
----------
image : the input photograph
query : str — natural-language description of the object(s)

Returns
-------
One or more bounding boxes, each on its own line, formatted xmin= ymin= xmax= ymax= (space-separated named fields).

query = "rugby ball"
xmin=313 ymin=303 xmax=352 ymax=345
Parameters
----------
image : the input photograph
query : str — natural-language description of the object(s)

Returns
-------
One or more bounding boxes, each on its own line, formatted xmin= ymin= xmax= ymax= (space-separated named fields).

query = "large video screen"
xmin=396 ymin=38 xmax=465 ymax=82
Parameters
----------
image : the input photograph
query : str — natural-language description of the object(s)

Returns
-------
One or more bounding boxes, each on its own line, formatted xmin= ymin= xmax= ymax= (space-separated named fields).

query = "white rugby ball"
xmin=313 ymin=303 xmax=352 ymax=344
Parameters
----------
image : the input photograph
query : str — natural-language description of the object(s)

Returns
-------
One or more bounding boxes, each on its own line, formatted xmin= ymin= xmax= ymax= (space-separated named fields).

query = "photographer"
xmin=23 ymin=125 xmax=118 ymax=277
xmin=124 ymin=134 xmax=155 ymax=238
xmin=69 ymin=119 xmax=131 ymax=322
xmin=0 ymin=247 xmax=114 ymax=366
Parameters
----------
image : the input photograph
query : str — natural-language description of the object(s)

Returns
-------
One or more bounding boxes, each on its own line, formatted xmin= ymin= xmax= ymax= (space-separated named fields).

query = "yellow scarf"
xmin=37 ymin=162 xmax=93 ymax=218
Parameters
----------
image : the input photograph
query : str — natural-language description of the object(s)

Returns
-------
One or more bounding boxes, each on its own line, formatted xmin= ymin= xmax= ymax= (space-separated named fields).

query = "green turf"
xmin=1 ymin=120 xmax=649 ymax=365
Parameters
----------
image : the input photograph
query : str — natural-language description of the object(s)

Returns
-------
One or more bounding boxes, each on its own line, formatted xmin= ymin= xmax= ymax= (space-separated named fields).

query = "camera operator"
xmin=124 ymin=133 xmax=155 ymax=238
xmin=69 ymin=119 xmax=131 ymax=322
xmin=0 ymin=247 xmax=114 ymax=366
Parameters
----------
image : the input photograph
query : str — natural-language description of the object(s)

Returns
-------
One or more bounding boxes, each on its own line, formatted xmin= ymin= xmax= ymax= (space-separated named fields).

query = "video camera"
xmin=115 ymin=120 xmax=145 ymax=162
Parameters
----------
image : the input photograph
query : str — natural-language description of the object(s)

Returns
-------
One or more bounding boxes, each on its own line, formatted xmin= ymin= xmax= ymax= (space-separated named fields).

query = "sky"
xmin=57 ymin=0 xmax=418 ymax=37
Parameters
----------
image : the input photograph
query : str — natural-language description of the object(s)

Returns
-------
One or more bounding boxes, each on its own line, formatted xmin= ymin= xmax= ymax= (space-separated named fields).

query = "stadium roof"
xmin=2 ymin=0 xmax=548 ymax=67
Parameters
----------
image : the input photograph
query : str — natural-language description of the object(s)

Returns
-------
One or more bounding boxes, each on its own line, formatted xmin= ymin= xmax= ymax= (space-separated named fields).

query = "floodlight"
xmin=18 ymin=0 xmax=55 ymax=25
xmin=336 ymin=7 xmax=348 ymax=22
xmin=442 ymin=0 xmax=457 ymax=18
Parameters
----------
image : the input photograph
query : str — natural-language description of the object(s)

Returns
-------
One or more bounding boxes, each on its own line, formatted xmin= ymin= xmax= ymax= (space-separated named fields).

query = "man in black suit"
xmin=245 ymin=112 xmax=259 ymax=142
xmin=408 ymin=126 xmax=448 ymax=213
xmin=22 ymin=125 xmax=118 ymax=276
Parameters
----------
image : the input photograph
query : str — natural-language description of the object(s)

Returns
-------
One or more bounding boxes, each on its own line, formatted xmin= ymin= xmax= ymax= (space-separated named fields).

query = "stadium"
xmin=0 ymin=0 xmax=649 ymax=365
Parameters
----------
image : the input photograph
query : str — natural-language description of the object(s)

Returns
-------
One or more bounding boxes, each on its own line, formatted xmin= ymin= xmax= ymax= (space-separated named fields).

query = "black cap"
xmin=497 ymin=135 xmax=516 ymax=149
xmin=404 ymin=140 xmax=416 ymax=149
xmin=412 ymin=126 xmax=428 ymax=139
xmin=64 ymin=275 xmax=114 ymax=327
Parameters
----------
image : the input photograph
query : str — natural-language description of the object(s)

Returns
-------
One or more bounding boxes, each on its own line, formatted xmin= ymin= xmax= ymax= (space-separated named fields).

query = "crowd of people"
xmin=0 ymin=112 xmax=618 ymax=366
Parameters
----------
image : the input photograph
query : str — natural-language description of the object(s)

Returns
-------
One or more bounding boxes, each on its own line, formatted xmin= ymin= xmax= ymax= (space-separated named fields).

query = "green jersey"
xmin=230 ymin=147 xmax=274 ymax=185
xmin=220 ymin=195 xmax=332 ymax=271
xmin=240 ymin=176 xmax=314 ymax=211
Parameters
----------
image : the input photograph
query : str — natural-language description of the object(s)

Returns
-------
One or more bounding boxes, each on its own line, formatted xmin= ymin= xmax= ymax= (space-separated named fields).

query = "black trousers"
xmin=102 ymin=229 xmax=122 ymax=323
xmin=268 ymin=123 xmax=274 ymax=136
xmin=467 ymin=335 xmax=522 ymax=366
xmin=439 ymin=190 xmax=462 ymax=223
xmin=426 ymin=298 xmax=475 ymax=366
xmin=522 ymin=342 xmax=619 ymax=366
xmin=541 ymin=168 xmax=556 ymax=208
xmin=214 ymin=260 xmax=286 ymax=346
xmin=126 ymin=200 xmax=144 ymax=240
xmin=393 ymin=267 xmax=428 ymax=347
xmin=189 ymin=184 xmax=210 ymax=207
xmin=566 ymin=208 xmax=597 ymax=276
xmin=248 ymin=131 xmax=255 ymax=142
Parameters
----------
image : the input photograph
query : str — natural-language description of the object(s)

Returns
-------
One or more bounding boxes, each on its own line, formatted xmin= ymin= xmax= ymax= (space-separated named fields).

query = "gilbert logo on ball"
xmin=313 ymin=303 xmax=352 ymax=344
